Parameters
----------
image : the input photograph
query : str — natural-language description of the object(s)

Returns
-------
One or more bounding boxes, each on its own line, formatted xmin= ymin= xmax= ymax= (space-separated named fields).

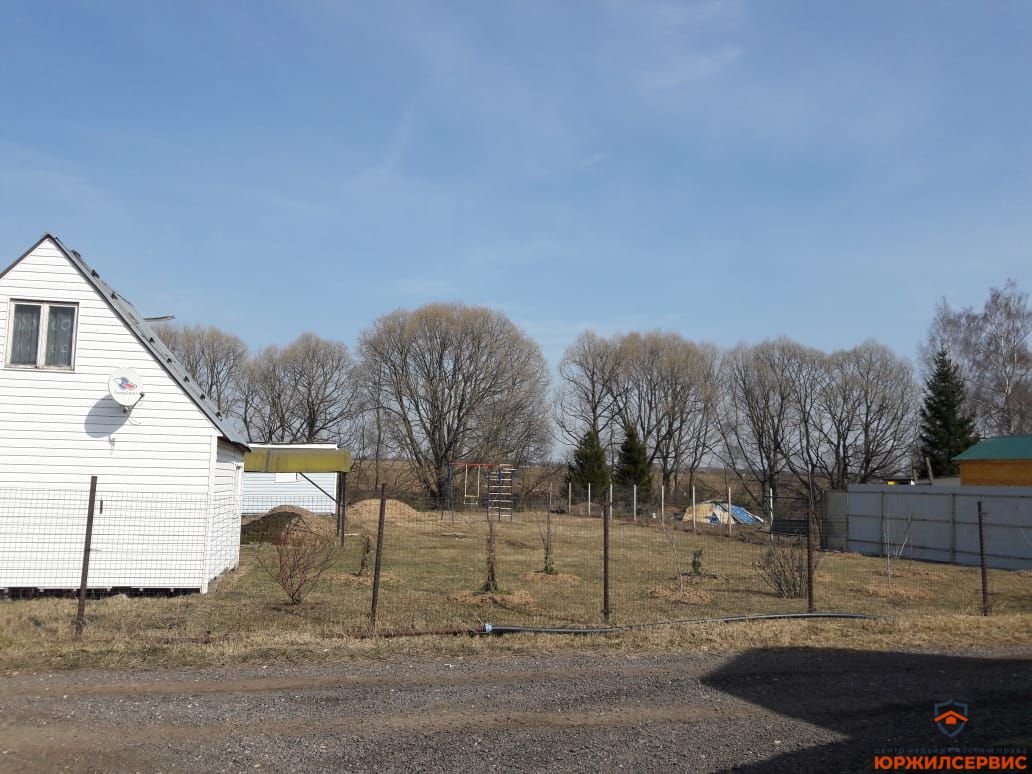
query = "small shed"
xmin=243 ymin=443 xmax=343 ymax=513
xmin=954 ymin=436 xmax=1032 ymax=487
xmin=0 ymin=234 xmax=250 ymax=593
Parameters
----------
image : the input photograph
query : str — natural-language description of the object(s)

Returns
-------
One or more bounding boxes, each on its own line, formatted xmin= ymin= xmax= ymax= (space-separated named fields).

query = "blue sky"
xmin=1 ymin=1 xmax=1030 ymax=366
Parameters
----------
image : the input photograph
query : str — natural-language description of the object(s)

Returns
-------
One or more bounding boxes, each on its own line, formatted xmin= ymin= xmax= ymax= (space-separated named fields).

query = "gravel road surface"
xmin=1 ymin=647 xmax=1029 ymax=772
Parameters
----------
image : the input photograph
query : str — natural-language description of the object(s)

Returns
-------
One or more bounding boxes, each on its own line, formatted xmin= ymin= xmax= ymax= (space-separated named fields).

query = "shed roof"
xmin=244 ymin=447 xmax=353 ymax=473
xmin=953 ymin=436 xmax=1032 ymax=462
xmin=0 ymin=234 xmax=250 ymax=450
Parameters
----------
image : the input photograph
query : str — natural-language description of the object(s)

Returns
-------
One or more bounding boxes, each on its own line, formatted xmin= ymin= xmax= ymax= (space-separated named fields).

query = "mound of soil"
xmin=649 ymin=584 xmax=712 ymax=605
xmin=519 ymin=571 xmax=581 ymax=584
xmin=242 ymin=505 xmax=335 ymax=542
xmin=327 ymin=571 xmax=400 ymax=587
xmin=857 ymin=583 xmax=934 ymax=601
xmin=348 ymin=498 xmax=423 ymax=520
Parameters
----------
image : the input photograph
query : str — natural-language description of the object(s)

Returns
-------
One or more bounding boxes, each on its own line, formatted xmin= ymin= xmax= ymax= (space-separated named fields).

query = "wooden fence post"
xmin=74 ymin=476 xmax=98 ymax=639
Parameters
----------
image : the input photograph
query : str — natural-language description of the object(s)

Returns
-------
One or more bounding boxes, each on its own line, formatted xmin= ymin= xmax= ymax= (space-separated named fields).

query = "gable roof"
xmin=953 ymin=435 xmax=1032 ymax=462
xmin=0 ymin=234 xmax=250 ymax=451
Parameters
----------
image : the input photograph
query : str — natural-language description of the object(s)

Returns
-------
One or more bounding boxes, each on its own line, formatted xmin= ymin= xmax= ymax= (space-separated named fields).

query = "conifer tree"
xmin=567 ymin=429 xmax=610 ymax=493
xmin=920 ymin=349 xmax=979 ymax=476
xmin=613 ymin=423 xmax=652 ymax=502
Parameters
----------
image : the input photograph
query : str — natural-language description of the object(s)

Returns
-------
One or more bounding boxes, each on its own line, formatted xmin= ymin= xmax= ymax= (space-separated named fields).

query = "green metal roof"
xmin=953 ymin=436 xmax=1032 ymax=462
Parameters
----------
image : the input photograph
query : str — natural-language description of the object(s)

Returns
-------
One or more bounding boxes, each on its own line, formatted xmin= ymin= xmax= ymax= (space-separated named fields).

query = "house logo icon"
xmin=933 ymin=701 xmax=969 ymax=737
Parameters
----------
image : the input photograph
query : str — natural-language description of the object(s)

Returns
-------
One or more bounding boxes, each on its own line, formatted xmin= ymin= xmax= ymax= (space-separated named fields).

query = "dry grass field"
xmin=1 ymin=504 xmax=1030 ymax=670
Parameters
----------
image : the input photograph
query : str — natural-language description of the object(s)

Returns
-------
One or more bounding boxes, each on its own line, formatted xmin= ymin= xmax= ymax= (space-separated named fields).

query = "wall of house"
xmin=0 ymin=238 xmax=218 ymax=491
xmin=0 ymin=238 xmax=223 ymax=590
xmin=959 ymin=460 xmax=1032 ymax=487
xmin=209 ymin=440 xmax=244 ymax=579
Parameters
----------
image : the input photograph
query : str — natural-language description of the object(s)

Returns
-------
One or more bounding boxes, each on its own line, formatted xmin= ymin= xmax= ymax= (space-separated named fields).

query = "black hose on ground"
xmin=362 ymin=612 xmax=891 ymax=638
xmin=482 ymin=612 xmax=891 ymax=636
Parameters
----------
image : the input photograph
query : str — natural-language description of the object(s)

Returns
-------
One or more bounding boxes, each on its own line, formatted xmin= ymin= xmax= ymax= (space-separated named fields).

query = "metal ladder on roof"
xmin=487 ymin=465 xmax=515 ymax=521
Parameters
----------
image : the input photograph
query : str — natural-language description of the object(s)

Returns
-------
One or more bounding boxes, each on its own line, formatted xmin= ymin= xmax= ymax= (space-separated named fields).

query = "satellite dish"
xmin=108 ymin=368 xmax=143 ymax=408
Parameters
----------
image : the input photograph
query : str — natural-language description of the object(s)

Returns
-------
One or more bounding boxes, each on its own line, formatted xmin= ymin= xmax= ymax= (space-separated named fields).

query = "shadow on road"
xmin=701 ymin=648 xmax=1031 ymax=772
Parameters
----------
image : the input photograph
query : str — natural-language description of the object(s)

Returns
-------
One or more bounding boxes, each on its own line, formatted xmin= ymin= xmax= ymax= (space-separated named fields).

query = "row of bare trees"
xmin=557 ymin=332 xmax=917 ymax=512
xmin=155 ymin=305 xmax=551 ymax=499
xmin=156 ymin=280 xmax=1029 ymax=504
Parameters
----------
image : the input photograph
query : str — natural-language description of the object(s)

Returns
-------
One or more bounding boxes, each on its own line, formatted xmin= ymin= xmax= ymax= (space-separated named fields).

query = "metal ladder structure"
xmin=487 ymin=465 xmax=515 ymax=521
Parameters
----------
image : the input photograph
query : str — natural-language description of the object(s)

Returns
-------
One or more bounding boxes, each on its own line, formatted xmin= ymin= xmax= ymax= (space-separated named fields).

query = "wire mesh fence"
xmin=1 ymin=482 xmax=1030 ymax=647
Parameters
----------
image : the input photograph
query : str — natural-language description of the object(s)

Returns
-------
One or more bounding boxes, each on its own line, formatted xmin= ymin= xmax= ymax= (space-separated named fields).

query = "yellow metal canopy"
xmin=244 ymin=447 xmax=353 ymax=474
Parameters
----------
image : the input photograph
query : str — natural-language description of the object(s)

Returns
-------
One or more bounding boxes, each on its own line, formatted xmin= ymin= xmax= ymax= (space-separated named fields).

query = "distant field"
xmin=1 ymin=505 xmax=1030 ymax=670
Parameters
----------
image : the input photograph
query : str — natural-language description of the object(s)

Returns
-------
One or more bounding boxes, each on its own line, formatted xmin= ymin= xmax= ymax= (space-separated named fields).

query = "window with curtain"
xmin=6 ymin=301 xmax=78 ymax=369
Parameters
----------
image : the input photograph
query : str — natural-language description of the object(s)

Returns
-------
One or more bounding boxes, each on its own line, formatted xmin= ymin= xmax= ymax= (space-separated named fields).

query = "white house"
xmin=0 ymin=234 xmax=250 ymax=593
xmin=243 ymin=443 xmax=340 ymax=514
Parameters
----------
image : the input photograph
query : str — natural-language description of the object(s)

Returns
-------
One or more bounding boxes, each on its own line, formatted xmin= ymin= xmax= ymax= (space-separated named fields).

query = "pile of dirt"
xmin=447 ymin=589 xmax=535 ymax=609
xmin=649 ymin=584 xmax=712 ymax=605
xmin=857 ymin=583 xmax=934 ymax=601
xmin=347 ymin=498 xmax=423 ymax=520
xmin=519 ymin=571 xmax=581 ymax=584
xmin=327 ymin=570 xmax=400 ymax=587
xmin=242 ymin=505 xmax=335 ymax=541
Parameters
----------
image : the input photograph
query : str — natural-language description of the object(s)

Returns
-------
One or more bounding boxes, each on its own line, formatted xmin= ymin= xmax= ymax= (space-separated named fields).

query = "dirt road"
xmin=1 ymin=647 xmax=1029 ymax=772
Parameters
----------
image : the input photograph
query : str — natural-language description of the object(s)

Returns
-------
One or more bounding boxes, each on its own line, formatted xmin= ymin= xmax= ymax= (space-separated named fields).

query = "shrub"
xmin=755 ymin=539 xmax=818 ymax=598
xmin=257 ymin=520 xmax=338 ymax=604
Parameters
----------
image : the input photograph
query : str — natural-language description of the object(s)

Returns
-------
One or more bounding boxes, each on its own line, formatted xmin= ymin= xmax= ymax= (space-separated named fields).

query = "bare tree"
xmin=717 ymin=340 xmax=798 ymax=509
xmin=554 ymin=331 xmax=623 ymax=446
xmin=359 ymin=303 xmax=551 ymax=499
xmin=923 ymin=280 xmax=1032 ymax=435
xmin=614 ymin=332 xmax=718 ymax=491
xmin=154 ymin=324 xmax=248 ymax=415
xmin=240 ymin=333 xmax=360 ymax=444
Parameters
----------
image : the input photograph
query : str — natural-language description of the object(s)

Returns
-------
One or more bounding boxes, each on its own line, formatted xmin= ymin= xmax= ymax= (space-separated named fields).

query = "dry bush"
xmin=257 ymin=522 xmax=338 ymax=604
xmin=755 ymin=539 xmax=818 ymax=598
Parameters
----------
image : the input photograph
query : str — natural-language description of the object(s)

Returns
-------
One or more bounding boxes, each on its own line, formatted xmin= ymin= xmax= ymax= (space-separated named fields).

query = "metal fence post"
xmin=369 ymin=484 xmax=388 ymax=631
xmin=74 ymin=476 xmax=98 ymax=639
xmin=632 ymin=484 xmax=637 ymax=524
xmin=806 ymin=501 xmax=816 ymax=613
xmin=587 ymin=483 xmax=591 ymax=517
xmin=603 ymin=487 xmax=611 ymax=623
xmin=977 ymin=501 xmax=990 ymax=616
xmin=726 ymin=486 xmax=733 ymax=537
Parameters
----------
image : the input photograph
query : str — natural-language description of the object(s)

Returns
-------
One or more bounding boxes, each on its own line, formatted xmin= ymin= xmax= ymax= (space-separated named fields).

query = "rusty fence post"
xmin=977 ymin=501 xmax=990 ymax=616
xmin=74 ymin=476 xmax=99 ymax=639
xmin=806 ymin=503 xmax=816 ymax=613
xmin=602 ymin=486 xmax=611 ymax=623
xmin=369 ymin=483 xmax=388 ymax=631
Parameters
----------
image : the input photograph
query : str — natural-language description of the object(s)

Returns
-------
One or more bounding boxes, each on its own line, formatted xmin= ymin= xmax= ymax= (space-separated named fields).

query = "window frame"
xmin=5 ymin=299 xmax=79 ymax=371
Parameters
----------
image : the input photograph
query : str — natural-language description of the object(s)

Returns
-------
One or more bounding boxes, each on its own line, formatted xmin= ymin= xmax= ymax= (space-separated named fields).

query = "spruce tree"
xmin=613 ymin=422 xmax=652 ymax=502
xmin=567 ymin=429 xmax=610 ymax=493
xmin=920 ymin=349 xmax=979 ymax=477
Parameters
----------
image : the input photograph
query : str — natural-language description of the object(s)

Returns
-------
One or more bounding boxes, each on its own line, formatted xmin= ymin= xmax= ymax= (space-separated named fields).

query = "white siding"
xmin=0 ymin=238 xmax=231 ymax=591
xmin=210 ymin=440 xmax=244 ymax=577
xmin=243 ymin=472 xmax=339 ymax=513
xmin=0 ymin=239 xmax=217 ymax=492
